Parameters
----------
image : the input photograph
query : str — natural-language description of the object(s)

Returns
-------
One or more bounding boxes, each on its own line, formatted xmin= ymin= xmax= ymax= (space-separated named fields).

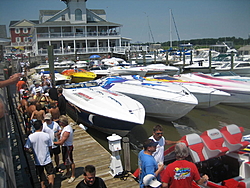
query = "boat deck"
xmin=55 ymin=122 xmax=139 ymax=187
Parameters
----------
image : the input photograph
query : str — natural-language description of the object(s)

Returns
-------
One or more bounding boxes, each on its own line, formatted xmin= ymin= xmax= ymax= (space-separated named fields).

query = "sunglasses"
xmin=156 ymin=132 xmax=163 ymax=135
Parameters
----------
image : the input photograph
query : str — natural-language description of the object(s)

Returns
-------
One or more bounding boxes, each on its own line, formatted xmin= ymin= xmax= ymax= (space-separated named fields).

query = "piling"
xmin=209 ymin=50 xmax=212 ymax=73
xmin=230 ymin=51 xmax=234 ymax=71
xmin=122 ymin=137 xmax=131 ymax=172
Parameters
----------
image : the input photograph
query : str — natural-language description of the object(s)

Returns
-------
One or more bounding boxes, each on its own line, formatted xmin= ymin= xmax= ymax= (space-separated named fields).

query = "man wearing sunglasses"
xmin=149 ymin=125 xmax=179 ymax=165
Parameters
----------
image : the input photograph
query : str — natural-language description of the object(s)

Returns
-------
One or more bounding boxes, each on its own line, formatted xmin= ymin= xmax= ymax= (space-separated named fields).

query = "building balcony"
xmin=37 ymin=31 xmax=120 ymax=39
xmin=11 ymin=42 xmax=32 ymax=46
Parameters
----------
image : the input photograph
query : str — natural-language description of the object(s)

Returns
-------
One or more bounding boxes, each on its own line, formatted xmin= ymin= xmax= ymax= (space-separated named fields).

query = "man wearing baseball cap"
xmin=139 ymin=139 xmax=164 ymax=188
xmin=42 ymin=113 xmax=62 ymax=173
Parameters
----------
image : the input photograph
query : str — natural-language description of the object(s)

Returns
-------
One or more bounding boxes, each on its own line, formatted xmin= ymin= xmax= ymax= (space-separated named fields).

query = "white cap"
xmin=143 ymin=174 xmax=162 ymax=188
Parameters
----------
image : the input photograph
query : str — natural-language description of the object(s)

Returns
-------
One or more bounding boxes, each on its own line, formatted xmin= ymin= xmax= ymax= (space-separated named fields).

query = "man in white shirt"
xmin=42 ymin=113 xmax=62 ymax=172
xmin=24 ymin=120 xmax=54 ymax=188
xmin=54 ymin=115 xmax=75 ymax=183
xmin=149 ymin=125 xmax=179 ymax=164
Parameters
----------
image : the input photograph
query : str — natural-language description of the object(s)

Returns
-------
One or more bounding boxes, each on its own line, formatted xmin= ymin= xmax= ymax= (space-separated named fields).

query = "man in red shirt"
xmin=161 ymin=142 xmax=208 ymax=188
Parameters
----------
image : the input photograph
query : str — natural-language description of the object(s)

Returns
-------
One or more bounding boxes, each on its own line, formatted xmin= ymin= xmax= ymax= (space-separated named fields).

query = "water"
xmin=86 ymin=104 xmax=250 ymax=172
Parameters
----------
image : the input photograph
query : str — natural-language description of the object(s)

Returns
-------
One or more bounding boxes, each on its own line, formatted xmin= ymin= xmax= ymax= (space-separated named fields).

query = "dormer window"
xmin=23 ymin=28 xmax=28 ymax=33
xmin=75 ymin=9 xmax=82 ymax=21
xmin=15 ymin=28 xmax=20 ymax=34
xmin=62 ymin=15 xmax=65 ymax=21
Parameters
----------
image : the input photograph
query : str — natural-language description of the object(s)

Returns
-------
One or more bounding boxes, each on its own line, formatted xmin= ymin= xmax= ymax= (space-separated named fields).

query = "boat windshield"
xmin=63 ymin=82 xmax=98 ymax=89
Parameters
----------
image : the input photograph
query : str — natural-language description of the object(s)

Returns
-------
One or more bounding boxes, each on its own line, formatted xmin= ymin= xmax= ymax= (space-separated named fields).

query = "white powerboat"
xmin=215 ymin=61 xmax=250 ymax=77
xmin=142 ymin=63 xmax=179 ymax=76
xmin=131 ymin=54 xmax=164 ymax=64
xmin=89 ymin=65 xmax=147 ymax=78
xmin=208 ymin=71 xmax=250 ymax=83
xmin=62 ymin=82 xmax=145 ymax=136
xmin=101 ymin=57 xmax=127 ymax=66
xmin=175 ymin=73 xmax=250 ymax=108
xmin=97 ymin=75 xmax=198 ymax=121
xmin=30 ymin=71 xmax=71 ymax=85
xmin=34 ymin=60 xmax=74 ymax=73
xmin=145 ymin=75 xmax=231 ymax=108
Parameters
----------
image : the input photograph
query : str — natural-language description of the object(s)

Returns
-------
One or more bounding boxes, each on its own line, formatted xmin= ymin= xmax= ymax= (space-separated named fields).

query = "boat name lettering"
xmin=209 ymin=132 xmax=219 ymax=136
xmin=75 ymin=92 xmax=93 ymax=100
xmin=102 ymin=89 xmax=119 ymax=96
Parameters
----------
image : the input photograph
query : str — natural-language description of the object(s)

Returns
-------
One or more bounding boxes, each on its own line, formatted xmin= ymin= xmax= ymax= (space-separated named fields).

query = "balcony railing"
xmin=37 ymin=46 xmax=148 ymax=56
xmin=37 ymin=31 xmax=120 ymax=39
xmin=11 ymin=42 xmax=32 ymax=46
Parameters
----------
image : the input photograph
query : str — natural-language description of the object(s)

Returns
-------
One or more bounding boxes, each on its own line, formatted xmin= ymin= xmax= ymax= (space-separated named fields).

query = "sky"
xmin=1 ymin=0 xmax=250 ymax=43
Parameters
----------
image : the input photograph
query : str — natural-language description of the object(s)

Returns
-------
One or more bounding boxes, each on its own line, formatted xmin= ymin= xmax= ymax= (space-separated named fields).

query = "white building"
xmin=30 ymin=0 xmax=146 ymax=56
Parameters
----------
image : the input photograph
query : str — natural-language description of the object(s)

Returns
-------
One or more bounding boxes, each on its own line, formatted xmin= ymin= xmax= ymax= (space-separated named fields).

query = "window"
xmin=23 ymin=28 xmax=28 ymax=33
xmin=24 ymin=37 xmax=29 ymax=43
xmin=62 ymin=15 xmax=65 ymax=21
xmin=15 ymin=28 xmax=20 ymax=34
xmin=16 ymin=37 xmax=21 ymax=43
xmin=75 ymin=9 xmax=82 ymax=21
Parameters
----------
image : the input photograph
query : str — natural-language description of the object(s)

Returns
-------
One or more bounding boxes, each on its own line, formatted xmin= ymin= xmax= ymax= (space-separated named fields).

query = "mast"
xmin=170 ymin=9 xmax=172 ymax=48
xmin=145 ymin=13 xmax=155 ymax=44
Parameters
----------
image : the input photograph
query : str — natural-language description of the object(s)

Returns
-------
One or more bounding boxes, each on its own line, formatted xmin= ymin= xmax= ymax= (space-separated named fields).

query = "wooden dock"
xmin=54 ymin=122 xmax=139 ymax=188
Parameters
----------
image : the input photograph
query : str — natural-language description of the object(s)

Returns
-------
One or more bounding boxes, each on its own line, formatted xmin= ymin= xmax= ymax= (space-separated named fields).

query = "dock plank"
xmin=55 ymin=122 xmax=139 ymax=188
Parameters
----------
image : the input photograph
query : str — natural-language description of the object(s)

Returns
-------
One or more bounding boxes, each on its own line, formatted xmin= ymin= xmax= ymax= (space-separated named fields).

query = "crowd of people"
xmin=15 ymin=72 xmax=107 ymax=188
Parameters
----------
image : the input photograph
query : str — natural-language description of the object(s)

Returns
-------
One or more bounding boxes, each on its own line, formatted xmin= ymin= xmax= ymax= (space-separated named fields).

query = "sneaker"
xmin=68 ymin=176 xmax=75 ymax=183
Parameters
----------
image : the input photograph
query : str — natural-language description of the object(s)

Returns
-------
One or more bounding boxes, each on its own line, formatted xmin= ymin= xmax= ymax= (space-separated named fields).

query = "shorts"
xmin=36 ymin=162 xmax=54 ymax=182
xmin=50 ymin=146 xmax=61 ymax=157
xmin=62 ymin=146 xmax=74 ymax=165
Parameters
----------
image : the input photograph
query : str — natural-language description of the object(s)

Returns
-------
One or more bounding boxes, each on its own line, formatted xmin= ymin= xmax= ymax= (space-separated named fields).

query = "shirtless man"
xmin=26 ymin=99 xmax=37 ymax=118
xmin=48 ymin=101 xmax=60 ymax=123
xmin=30 ymin=103 xmax=45 ymax=122
xmin=18 ymin=97 xmax=28 ymax=113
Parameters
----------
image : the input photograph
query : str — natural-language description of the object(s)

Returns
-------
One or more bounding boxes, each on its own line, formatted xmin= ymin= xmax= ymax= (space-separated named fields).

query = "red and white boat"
xmin=134 ymin=124 xmax=250 ymax=188
xmin=174 ymin=73 xmax=250 ymax=108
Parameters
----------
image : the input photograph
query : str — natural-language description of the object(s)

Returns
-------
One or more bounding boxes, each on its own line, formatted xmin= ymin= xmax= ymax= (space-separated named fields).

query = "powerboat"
xmin=182 ymin=54 xmax=232 ymax=73
xmin=140 ymin=63 xmax=179 ymax=76
xmin=101 ymin=57 xmax=127 ymax=66
xmin=62 ymin=82 xmax=145 ymax=136
xmin=145 ymin=75 xmax=231 ymax=108
xmin=61 ymin=69 xmax=96 ymax=83
xmin=34 ymin=60 xmax=74 ymax=72
xmin=97 ymin=75 xmax=198 ymax=121
xmin=215 ymin=61 xmax=250 ymax=77
xmin=208 ymin=71 xmax=250 ymax=83
xmin=74 ymin=60 xmax=88 ymax=68
xmin=89 ymin=65 xmax=148 ymax=78
xmin=133 ymin=124 xmax=250 ymax=188
xmin=175 ymin=73 xmax=250 ymax=108
xmin=131 ymin=54 xmax=164 ymax=64
xmin=30 ymin=71 xmax=71 ymax=85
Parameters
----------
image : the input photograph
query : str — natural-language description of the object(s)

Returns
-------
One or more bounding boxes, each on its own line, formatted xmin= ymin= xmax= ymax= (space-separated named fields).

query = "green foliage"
xmin=133 ymin=37 xmax=250 ymax=50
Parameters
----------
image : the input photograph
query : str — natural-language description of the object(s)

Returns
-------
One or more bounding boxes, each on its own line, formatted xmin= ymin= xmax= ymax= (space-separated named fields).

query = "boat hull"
xmin=175 ymin=73 xmax=250 ymax=108
xmin=99 ymin=76 xmax=198 ymax=121
xmin=63 ymin=85 xmax=145 ymax=136
xmin=66 ymin=102 xmax=138 ymax=136
xmin=123 ymin=93 xmax=196 ymax=121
